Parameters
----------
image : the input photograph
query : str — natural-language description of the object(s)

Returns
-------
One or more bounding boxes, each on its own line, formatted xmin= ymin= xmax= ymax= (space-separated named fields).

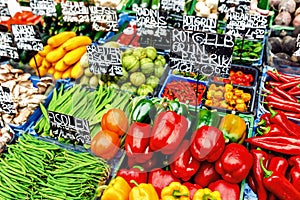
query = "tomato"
xmin=90 ymin=130 xmax=120 ymax=160
xmin=101 ymin=108 xmax=128 ymax=136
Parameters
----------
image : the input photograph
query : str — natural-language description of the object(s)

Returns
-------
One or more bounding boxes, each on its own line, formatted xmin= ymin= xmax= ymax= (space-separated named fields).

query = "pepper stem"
xmin=130 ymin=180 xmax=139 ymax=187
xmin=132 ymin=165 xmax=144 ymax=171
xmin=257 ymin=119 xmax=266 ymax=126
xmin=268 ymin=106 xmax=277 ymax=118
xmin=172 ymin=190 xmax=189 ymax=197
xmin=260 ymin=126 xmax=270 ymax=134
xmin=260 ymin=158 xmax=273 ymax=178
xmin=256 ymin=128 xmax=264 ymax=135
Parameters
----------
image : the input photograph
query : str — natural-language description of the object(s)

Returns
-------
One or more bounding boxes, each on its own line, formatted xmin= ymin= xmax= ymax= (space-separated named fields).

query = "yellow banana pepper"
xmin=236 ymin=103 xmax=247 ymax=112
xmin=219 ymin=114 xmax=246 ymax=144
xmin=101 ymin=176 xmax=131 ymax=200
xmin=161 ymin=182 xmax=190 ymax=200
xmin=192 ymin=188 xmax=222 ymax=200
xmin=224 ymin=92 xmax=234 ymax=102
xmin=129 ymin=181 xmax=159 ymax=200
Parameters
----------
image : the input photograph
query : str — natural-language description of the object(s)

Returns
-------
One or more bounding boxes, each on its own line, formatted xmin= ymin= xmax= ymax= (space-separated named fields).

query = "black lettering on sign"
xmin=218 ymin=0 xmax=250 ymax=14
xmin=0 ymin=86 xmax=15 ymax=115
xmin=0 ymin=32 xmax=19 ymax=59
xmin=11 ymin=25 xmax=43 ymax=51
xmin=61 ymin=1 xmax=89 ymax=23
xmin=30 ymin=0 xmax=56 ymax=17
xmin=48 ymin=111 xmax=91 ymax=145
xmin=226 ymin=12 xmax=267 ymax=40
xmin=89 ymin=6 xmax=118 ymax=32
xmin=87 ymin=44 xmax=122 ymax=76
xmin=183 ymin=15 xmax=217 ymax=33
xmin=294 ymin=34 xmax=300 ymax=56
xmin=0 ymin=0 xmax=10 ymax=17
xmin=170 ymin=29 xmax=234 ymax=77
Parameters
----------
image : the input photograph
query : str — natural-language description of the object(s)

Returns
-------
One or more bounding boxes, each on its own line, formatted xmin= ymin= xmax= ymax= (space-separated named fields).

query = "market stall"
xmin=1 ymin=0 xmax=300 ymax=199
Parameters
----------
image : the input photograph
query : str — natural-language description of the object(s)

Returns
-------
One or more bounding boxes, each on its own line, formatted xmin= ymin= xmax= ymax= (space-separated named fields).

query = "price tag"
xmin=48 ymin=111 xmax=91 ymax=145
xmin=11 ymin=25 xmax=43 ymax=51
xmin=183 ymin=15 xmax=217 ymax=33
xmin=89 ymin=6 xmax=118 ymax=32
xmin=29 ymin=0 xmax=56 ymax=17
xmin=0 ymin=86 xmax=15 ymax=115
xmin=225 ymin=12 xmax=267 ymax=40
xmin=159 ymin=0 xmax=184 ymax=29
xmin=218 ymin=0 xmax=251 ymax=14
xmin=0 ymin=0 xmax=10 ymax=17
xmin=61 ymin=1 xmax=89 ymax=23
xmin=0 ymin=32 xmax=19 ymax=59
xmin=160 ymin=0 xmax=185 ymax=13
xmin=87 ymin=44 xmax=122 ymax=76
xmin=136 ymin=7 xmax=160 ymax=31
xmin=170 ymin=30 xmax=235 ymax=77
xmin=293 ymin=34 xmax=300 ymax=56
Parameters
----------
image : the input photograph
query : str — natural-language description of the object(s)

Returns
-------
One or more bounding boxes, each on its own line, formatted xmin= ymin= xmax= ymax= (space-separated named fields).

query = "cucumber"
xmin=151 ymin=0 xmax=159 ymax=10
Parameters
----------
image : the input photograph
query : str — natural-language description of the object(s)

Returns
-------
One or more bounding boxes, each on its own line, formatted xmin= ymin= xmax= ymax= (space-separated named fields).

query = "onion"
xmin=275 ymin=11 xmax=292 ymax=26
xmin=279 ymin=0 xmax=296 ymax=13
xmin=293 ymin=14 xmax=300 ymax=27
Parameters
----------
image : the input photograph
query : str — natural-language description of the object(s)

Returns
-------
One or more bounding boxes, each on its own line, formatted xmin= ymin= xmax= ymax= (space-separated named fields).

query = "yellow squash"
xmin=46 ymin=46 xmax=66 ymax=63
xmin=62 ymin=35 xmax=92 ymax=51
xmin=47 ymin=31 xmax=76 ymax=48
xmin=63 ymin=46 xmax=87 ymax=66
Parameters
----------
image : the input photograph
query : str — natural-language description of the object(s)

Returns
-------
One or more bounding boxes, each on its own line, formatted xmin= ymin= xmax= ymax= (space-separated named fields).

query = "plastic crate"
xmin=158 ymin=74 xmax=207 ymax=108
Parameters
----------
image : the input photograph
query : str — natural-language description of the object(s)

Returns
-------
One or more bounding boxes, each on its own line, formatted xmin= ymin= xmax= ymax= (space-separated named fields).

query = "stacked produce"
xmin=0 ymin=134 xmax=110 ymax=199
xmin=213 ymin=69 xmax=255 ymax=86
xmin=29 ymin=32 xmax=92 ymax=80
xmin=0 ymin=64 xmax=53 ymax=126
xmin=270 ymin=0 xmax=300 ymax=26
xmin=194 ymin=0 xmax=218 ymax=18
xmin=232 ymin=39 xmax=264 ymax=64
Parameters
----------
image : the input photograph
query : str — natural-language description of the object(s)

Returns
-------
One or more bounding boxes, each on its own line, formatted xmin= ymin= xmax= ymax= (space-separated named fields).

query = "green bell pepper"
xmin=131 ymin=99 xmax=154 ymax=124
xmin=167 ymin=100 xmax=188 ymax=116
xmin=197 ymin=109 xmax=221 ymax=129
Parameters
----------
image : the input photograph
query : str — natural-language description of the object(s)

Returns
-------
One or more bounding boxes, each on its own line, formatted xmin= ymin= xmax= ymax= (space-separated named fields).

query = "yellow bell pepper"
xmin=224 ymin=84 xmax=233 ymax=92
xmin=236 ymin=103 xmax=247 ymax=112
xmin=234 ymin=89 xmax=244 ymax=97
xmin=214 ymin=91 xmax=223 ymax=100
xmin=224 ymin=92 xmax=234 ymax=102
xmin=235 ymin=98 xmax=245 ymax=104
xmin=101 ymin=176 xmax=131 ymax=200
xmin=192 ymin=188 xmax=222 ymax=200
xmin=161 ymin=182 xmax=190 ymax=200
xmin=219 ymin=114 xmax=246 ymax=144
xmin=205 ymin=99 xmax=213 ymax=106
xmin=129 ymin=181 xmax=159 ymax=200
xmin=241 ymin=93 xmax=251 ymax=102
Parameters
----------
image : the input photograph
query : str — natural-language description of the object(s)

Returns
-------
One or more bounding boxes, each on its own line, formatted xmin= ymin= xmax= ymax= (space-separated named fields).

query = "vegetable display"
xmin=270 ymin=0 xmax=300 ymax=27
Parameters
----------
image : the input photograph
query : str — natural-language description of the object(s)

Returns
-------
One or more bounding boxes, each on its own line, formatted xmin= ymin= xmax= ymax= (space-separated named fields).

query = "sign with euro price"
xmin=30 ymin=0 xmax=56 ymax=17
xmin=0 ymin=0 xmax=10 ymax=17
xmin=87 ymin=44 xmax=122 ymax=76
xmin=0 ymin=86 xmax=15 ymax=115
xmin=48 ymin=111 xmax=91 ymax=145
xmin=0 ymin=32 xmax=19 ymax=59
xmin=225 ymin=12 xmax=267 ymax=40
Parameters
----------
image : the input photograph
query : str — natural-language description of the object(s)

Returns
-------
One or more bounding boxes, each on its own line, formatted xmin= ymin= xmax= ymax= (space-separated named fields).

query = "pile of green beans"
xmin=0 ymin=134 xmax=110 ymax=200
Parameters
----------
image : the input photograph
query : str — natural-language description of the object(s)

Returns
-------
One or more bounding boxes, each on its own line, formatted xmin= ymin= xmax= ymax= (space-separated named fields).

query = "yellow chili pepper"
xmin=217 ymin=85 xmax=225 ymax=91
xmin=234 ymin=89 xmax=244 ymax=97
xmin=236 ymin=103 xmax=247 ymax=112
xmin=241 ymin=93 xmax=251 ymax=102
xmin=232 ymin=95 xmax=238 ymax=100
xmin=205 ymin=99 xmax=213 ymax=106
xmin=207 ymin=90 xmax=215 ymax=100
xmin=236 ymin=98 xmax=245 ymax=104
xmin=101 ymin=176 xmax=131 ymax=200
xmin=161 ymin=182 xmax=190 ymax=200
xmin=224 ymin=92 xmax=234 ymax=102
xmin=219 ymin=100 xmax=228 ymax=109
xmin=224 ymin=84 xmax=233 ymax=92
xmin=192 ymin=188 xmax=222 ymax=200
xmin=129 ymin=181 xmax=159 ymax=200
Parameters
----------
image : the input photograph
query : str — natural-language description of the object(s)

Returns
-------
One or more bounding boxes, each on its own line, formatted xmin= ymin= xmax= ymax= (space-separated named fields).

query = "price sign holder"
xmin=294 ymin=34 xmax=300 ymax=56
xmin=0 ymin=86 xmax=15 ymax=115
xmin=48 ymin=111 xmax=91 ymax=145
xmin=89 ymin=5 xmax=118 ymax=32
xmin=29 ymin=0 xmax=57 ymax=17
xmin=0 ymin=0 xmax=10 ymax=18
xmin=0 ymin=30 xmax=19 ymax=61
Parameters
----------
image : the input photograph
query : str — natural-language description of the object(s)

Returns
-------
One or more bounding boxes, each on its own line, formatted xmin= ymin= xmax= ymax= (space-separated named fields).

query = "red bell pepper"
xmin=267 ymin=157 xmax=289 ymax=200
xmin=215 ymin=143 xmax=253 ymax=184
xmin=170 ymin=140 xmax=200 ymax=182
xmin=260 ymin=158 xmax=300 ymax=200
xmin=125 ymin=122 xmax=153 ymax=163
xmin=250 ymin=149 xmax=269 ymax=200
xmin=288 ymin=156 xmax=300 ymax=192
xmin=116 ymin=166 xmax=148 ymax=188
xmin=189 ymin=125 xmax=225 ymax=162
xmin=182 ymin=182 xmax=202 ymax=200
xmin=150 ymin=111 xmax=188 ymax=155
xmin=208 ymin=180 xmax=240 ymax=200
xmin=148 ymin=168 xmax=180 ymax=197
xmin=193 ymin=161 xmax=221 ymax=188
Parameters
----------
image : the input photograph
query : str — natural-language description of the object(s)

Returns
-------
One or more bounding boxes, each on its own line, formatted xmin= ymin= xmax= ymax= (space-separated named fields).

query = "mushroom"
xmin=13 ymin=108 xmax=32 ymax=125
xmin=37 ymin=82 xmax=48 ymax=94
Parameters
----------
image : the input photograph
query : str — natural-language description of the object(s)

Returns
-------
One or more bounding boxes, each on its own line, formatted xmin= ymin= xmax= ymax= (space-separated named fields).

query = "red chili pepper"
xmin=288 ymin=156 xmax=300 ymax=192
xmin=283 ymin=112 xmax=300 ymax=119
xmin=260 ymin=158 xmax=300 ymax=200
xmin=246 ymin=136 xmax=300 ymax=155
xmin=278 ymin=81 xmax=300 ymax=90
xmin=267 ymin=70 xmax=280 ymax=81
xmin=170 ymin=140 xmax=201 ymax=182
xmin=269 ymin=107 xmax=300 ymax=137
xmin=257 ymin=113 xmax=272 ymax=126
xmin=257 ymin=124 xmax=289 ymax=137
xmin=265 ymin=81 xmax=282 ymax=88
xmin=267 ymin=157 xmax=289 ymax=200
xmin=277 ymin=71 xmax=300 ymax=80
xmin=273 ymin=87 xmax=298 ymax=103
xmin=265 ymin=94 xmax=300 ymax=109
xmin=193 ymin=161 xmax=221 ymax=188
xmin=250 ymin=149 xmax=268 ymax=200
xmin=288 ymin=84 xmax=300 ymax=95
xmin=266 ymin=101 xmax=300 ymax=113
xmin=116 ymin=166 xmax=148 ymax=188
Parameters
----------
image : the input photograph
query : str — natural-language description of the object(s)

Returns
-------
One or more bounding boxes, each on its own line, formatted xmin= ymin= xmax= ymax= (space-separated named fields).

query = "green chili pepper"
xmin=197 ymin=109 xmax=221 ymax=129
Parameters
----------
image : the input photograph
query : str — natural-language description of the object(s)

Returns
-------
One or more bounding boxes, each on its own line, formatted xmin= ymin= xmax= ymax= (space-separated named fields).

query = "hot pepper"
xmin=148 ymin=168 xmax=180 ymax=197
xmin=170 ymin=140 xmax=201 ymax=182
xmin=192 ymin=188 xmax=221 ymax=200
xmin=256 ymin=124 xmax=289 ymax=137
xmin=208 ymin=180 xmax=240 ymax=200
xmin=189 ymin=126 xmax=225 ymax=162
xmin=267 ymin=157 xmax=289 ymax=200
xmin=116 ymin=166 xmax=148 ymax=188
xmin=182 ymin=183 xmax=202 ymax=200
xmin=101 ymin=176 xmax=131 ymax=200
xmin=131 ymin=99 xmax=154 ymax=124
xmin=196 ymin=109 xmax=220 ymax=129
xmin=288 ymin=156 xmax=300 ymax=192
xmin=250 ymin=149 xmax=268 ymax=200
xmin=260 ymin=158 xmax=300 ymax=200
xmin=215 ymin=143 xmax=253 ymax=184
xmin=161 ymin=182 xmax=190 ymax=200
xmin=257 ymin=113 xmax=272 ymax=126
xmin=218 ymin=114 xmax=247 ymax=144
xmin=193 ymin=161 xmax=221 ymax=188
xmin=129 ymin=181 xmax=159 ymax=200
xmin=125 ymin=122 xmax=152 ymax=164
xmin=150 ymin=111 xmax=188 ymax=155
